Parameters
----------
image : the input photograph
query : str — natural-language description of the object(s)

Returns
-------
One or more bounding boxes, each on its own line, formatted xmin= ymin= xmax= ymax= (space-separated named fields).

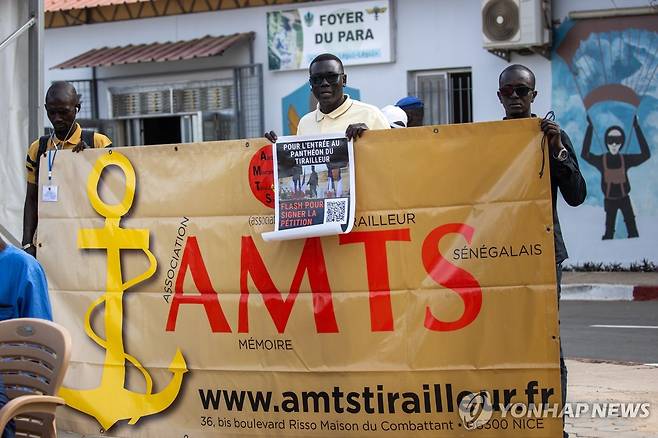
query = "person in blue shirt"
xmin=0 ymin=236 xmax=52 ymax=438
xmin=0 ymin=238 xmax=52 ymax=321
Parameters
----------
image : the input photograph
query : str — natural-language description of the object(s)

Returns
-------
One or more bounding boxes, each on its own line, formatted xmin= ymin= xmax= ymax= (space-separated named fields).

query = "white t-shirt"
xmin=297 ymin=95 xmax=390 ymax=135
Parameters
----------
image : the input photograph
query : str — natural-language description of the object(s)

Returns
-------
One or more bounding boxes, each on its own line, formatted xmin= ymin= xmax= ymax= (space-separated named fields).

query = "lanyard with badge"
xmin=41 ymin=119 xmax=77 ymax=202
xmin=42 ymin=144 xmax=59 ymax=202
xmin=42 ymin=123 xmax=75 ymax=202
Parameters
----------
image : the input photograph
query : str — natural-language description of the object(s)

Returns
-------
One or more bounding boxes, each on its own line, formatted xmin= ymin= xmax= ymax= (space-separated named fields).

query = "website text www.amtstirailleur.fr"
xmin=198 ymin=381 xmax=557 ymax=414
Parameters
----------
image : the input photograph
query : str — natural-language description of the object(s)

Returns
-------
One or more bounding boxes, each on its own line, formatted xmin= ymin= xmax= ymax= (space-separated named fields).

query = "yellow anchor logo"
xmin=59 ymin=151 xmax=187 ymax=430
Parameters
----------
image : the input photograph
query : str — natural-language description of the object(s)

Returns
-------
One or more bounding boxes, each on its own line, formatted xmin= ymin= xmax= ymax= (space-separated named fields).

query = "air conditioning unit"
xmin=482 ymin=0 xmax=550 ymax=49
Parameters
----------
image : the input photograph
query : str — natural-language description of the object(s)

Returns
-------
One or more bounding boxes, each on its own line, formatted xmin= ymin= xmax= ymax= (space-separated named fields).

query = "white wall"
xmin=43 ymin=0 xmax=646 ymax=133
xmin=0 ymin=0 xmax=30 ymax=243
xmin=552 ymin=0 xmax=650 ymax=20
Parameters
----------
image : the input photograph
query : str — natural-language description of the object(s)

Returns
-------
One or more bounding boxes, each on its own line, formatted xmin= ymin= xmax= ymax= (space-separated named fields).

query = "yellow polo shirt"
xmin=25 ymin=124 xmax=112 ymax=184
xmin=297 ymin=95 xmax=390 ymax=136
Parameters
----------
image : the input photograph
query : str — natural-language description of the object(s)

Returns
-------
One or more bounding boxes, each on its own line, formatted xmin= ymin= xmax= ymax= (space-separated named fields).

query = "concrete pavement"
xmin=560 ymin=290 xmax=658 ymax=436
xmin=565 ymin=359 xmax=658 ymax=438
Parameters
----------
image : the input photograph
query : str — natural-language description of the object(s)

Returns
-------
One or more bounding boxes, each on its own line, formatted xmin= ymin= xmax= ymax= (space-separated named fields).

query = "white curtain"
xmin=0 ymin=1 xmax=29 ymax=244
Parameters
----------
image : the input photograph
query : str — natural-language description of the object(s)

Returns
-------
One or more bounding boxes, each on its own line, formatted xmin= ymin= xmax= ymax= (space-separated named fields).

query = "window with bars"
xmin=407 ymin=69 xmax=473 ymax=125
xmin=109 ymin=64 xmax=263 ymax=140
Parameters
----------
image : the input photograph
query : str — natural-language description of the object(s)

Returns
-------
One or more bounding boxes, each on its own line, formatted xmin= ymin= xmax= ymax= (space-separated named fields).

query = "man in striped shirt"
xmin=22 ymin=81 xmax=112 ymax=257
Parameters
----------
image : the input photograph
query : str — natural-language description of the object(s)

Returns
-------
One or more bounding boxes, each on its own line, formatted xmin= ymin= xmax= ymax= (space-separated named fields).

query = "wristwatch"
xmin=553 ymin=147 xmax=569 ymax=162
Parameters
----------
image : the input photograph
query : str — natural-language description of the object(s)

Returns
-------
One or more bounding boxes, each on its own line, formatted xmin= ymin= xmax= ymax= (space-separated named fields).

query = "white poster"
xmin=263 ymin=133 xmax=356 ymax=241
xmin=267 ymin=0 xmax=392 ymax=71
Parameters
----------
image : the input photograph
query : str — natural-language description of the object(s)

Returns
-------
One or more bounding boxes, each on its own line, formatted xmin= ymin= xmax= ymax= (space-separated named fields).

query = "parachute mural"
xmin=553 ymin=15 xmax=657 ymax=263
xmin=556 ymin=16 xmax=657 ymax=115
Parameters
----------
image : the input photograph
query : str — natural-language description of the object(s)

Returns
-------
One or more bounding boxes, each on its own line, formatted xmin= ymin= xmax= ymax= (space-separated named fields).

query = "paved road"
xmin=560 ymin=300 xmax=658 ymax=364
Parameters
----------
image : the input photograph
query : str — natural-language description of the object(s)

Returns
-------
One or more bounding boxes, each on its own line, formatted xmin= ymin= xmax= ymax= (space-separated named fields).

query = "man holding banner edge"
xmin=22 ymin=82 xmax=112 ymax=257
xmin=498 ymin=64 xmax=587 ymax=438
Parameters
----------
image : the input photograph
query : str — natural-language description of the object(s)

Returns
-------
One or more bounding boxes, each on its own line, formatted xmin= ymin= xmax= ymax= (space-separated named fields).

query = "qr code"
xmin=324 ymin=198 xmax=348 ymax=224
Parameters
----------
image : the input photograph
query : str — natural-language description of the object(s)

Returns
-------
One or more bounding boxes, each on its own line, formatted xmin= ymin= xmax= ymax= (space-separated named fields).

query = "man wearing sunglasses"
xmin=498 ymin=64 xmax=587 ymax=438
xmin=264 ymin=53 xmax=389 ymax=142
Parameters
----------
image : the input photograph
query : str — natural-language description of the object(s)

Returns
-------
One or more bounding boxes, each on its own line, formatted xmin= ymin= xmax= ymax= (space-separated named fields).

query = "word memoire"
xmin=166 ymin=223 xmax=482 ymax=334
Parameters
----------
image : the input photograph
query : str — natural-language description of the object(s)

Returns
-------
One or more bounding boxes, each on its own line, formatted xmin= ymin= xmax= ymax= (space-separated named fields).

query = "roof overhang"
xmin=52 ymin=32 xmax=254 ymax=69
xmin=45 ymin=0 xmax=319 ymax=28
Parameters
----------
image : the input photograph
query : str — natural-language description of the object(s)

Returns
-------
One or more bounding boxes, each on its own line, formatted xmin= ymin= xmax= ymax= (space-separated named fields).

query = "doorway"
xmin=123 ymin=114 xmax=203 ymax=146
xmin=142 ymin=116 xmax=182 ymax=145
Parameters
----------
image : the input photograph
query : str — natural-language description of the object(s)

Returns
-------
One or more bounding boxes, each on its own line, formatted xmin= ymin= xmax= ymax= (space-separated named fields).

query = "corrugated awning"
xmin=52 ymin=32 xmax=254 ymax=69
xmin=44 ymin=0 xmax=314 ymax=28
xmin=46 ymin=0 xmax=145 ymax=11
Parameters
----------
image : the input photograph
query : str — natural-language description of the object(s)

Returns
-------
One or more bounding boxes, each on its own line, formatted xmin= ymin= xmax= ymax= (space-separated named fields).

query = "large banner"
xmin=553 ymin=16 xmax=657 ymax=265
xmin=40 ymin=120 xmax=562 ymax=437
xmin=267 ymin=0 xmax=392 ymax=71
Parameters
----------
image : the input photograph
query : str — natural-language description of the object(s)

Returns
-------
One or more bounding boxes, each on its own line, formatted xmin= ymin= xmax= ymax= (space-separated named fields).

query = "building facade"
xmin=37 ymin=0 xmax=658 ymax=265
xmin=42 ymin=0 xmax=572 ymax=143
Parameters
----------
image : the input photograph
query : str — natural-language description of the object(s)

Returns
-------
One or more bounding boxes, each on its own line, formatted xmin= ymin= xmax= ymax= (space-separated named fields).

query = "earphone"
xmin=49 ymin=106 xmax=79 ymax=150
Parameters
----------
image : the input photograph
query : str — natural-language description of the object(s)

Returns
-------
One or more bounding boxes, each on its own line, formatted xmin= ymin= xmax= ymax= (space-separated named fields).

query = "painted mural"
xmin=553 ymin=15 xmax=657 ymax=265
xmin=281 ymin=82 xmax=361 ymax=135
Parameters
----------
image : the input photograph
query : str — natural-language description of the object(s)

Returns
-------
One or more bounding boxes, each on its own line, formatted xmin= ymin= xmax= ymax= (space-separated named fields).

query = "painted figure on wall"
xmin=554 ymin=15 xmax=656 ymax=241
xmin=581 ymin=115 xmax=650 ymax=239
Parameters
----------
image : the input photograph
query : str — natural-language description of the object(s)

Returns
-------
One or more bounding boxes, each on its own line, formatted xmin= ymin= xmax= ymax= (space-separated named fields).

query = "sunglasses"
xmin=499 ymin=85 xmax=534 ymax=97
xmin=310 ymin=73 xmax=343 ymax=86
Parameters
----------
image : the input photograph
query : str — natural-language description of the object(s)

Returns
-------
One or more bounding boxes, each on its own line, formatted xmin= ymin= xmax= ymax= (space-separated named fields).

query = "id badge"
xmin=42 ymin=185 xmax=59 ymax=202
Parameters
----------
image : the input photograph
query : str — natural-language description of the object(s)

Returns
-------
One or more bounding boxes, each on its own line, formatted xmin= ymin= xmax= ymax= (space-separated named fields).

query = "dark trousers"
xmin=604 ymin=196 xmax=638 ymax=238
xmin=557 ymin=264 xmax=568 ymax=438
